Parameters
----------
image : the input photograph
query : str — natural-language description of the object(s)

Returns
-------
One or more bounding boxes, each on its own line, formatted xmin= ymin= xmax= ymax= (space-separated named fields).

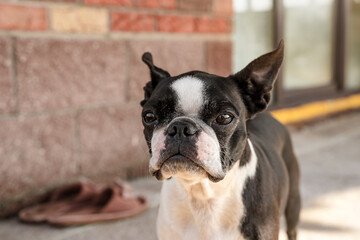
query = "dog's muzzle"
xmin=149 ymin=117 xmax=225 ymax=182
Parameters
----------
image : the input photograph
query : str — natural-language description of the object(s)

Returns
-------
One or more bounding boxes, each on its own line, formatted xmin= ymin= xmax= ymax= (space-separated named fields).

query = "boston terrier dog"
xmin=140 ymin=40 xmax=301 ymax=240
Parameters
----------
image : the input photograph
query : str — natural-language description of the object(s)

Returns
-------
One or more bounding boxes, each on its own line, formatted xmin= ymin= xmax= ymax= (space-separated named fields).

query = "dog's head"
xmin=140 ymin=41 xmax=284 ymax=183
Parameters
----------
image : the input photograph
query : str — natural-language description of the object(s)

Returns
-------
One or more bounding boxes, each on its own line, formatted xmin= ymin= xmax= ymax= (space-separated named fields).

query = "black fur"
xmin=141 ymin=52 xmax=171 ymax=107
xmin=230 ymin=40 xmax=284 ymax=119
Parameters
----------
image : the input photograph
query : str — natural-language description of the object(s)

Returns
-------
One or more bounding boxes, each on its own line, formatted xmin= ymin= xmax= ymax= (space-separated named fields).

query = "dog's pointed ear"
xmin=231 ymin=40 xmax=284 ymax=119
xmin=141 ymin=52 xmax=171 ymax=106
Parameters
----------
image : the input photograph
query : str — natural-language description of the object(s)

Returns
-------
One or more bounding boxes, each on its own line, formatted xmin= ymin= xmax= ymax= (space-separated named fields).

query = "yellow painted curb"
xmin=271 ymin=94 xmax=360 ymax=124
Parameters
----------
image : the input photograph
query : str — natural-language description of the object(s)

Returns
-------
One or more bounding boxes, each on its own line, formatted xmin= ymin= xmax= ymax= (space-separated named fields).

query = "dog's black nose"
xmin=167 ymin=120 xmax=199 ymax=139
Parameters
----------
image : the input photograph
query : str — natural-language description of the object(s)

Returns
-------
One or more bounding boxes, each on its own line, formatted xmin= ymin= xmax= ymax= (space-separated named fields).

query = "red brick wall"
xmin=0 ymin=0 xmax=233 ymax=217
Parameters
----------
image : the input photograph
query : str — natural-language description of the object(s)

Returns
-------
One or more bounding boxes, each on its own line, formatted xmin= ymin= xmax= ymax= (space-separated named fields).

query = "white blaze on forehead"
xmin=171 ymin=76 xmax=205 ymax=116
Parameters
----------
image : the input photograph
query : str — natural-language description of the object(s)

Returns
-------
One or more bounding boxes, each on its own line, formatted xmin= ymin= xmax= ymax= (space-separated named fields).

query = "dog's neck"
xmin=160 ymin=139 xmax=257 ymax=239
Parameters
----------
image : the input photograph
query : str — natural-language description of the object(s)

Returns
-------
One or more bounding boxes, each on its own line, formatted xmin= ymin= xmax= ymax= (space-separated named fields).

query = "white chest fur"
xmin=157 ymin=140 xmax=258 ymax=240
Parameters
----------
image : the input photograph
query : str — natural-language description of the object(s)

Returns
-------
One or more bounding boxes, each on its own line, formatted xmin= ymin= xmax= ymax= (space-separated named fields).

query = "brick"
xmin=0 ymin=4 xmax=47 ymax=31
xmin=195 ymin=16 xmax=231 ymax=33
xmin=78 ymin=105 xmax=149 ymax=175
xmin=179 ymin=0 xmax=210 ymax=11
xmin=207 ymin=41 xmax=232 ymax=76
xmin=84 ymin=0 xmax=132 ymax=6
xmin=16 ymin=38 xmax=127 ymax=112
xmin=213 ymin=0 xmax=233 ymax=14
xmin=128 ymin=40 xmax=205 ymax=100
xmin=0 ymin=37 xmax=15 ymax=114
xmin=0 ymin=114 xmax=76 ymax=198
xmin=136 ymin=0 xmax=176 ymax=9
xmin=136 ymin=0 xmax=161 ymax=8
xmin=32 ymin=0 xmax=77 ymax=2
xmin=160 ymin=0 xmax=177 ymax=9
xmin=111 ymin=12 xmax=155 ymax=32
xmin=157 ymin=15 xmax=195 ymax=33
xmin=51 ymin=7 xmax=108 ymax=34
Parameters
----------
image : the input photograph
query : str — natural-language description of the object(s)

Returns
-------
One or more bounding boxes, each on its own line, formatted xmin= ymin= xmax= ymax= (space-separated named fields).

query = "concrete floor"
xmin=1 ymin=111 xmax=360 ymax=240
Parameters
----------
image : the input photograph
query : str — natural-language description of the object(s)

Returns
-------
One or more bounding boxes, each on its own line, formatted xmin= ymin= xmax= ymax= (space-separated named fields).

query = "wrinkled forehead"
xmin=171 ymin=76 xmax=206 ymax=117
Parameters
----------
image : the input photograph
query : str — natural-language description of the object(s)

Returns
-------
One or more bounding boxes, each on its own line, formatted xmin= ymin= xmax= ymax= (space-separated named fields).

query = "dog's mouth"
xmin=151 ymin=154 xmax=222 ymax=182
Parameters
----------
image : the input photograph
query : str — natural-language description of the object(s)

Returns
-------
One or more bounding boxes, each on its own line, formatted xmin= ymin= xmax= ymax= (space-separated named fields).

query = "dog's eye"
xmin=215 ymin=114 xmax=233 ymax=125
xmin=143 ymin=112 xmax=157 ymax=124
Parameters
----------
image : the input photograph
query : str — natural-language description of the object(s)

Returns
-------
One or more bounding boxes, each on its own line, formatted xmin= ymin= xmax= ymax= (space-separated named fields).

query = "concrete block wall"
xmin=0 ymin=0 xmax=233 ymax=217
